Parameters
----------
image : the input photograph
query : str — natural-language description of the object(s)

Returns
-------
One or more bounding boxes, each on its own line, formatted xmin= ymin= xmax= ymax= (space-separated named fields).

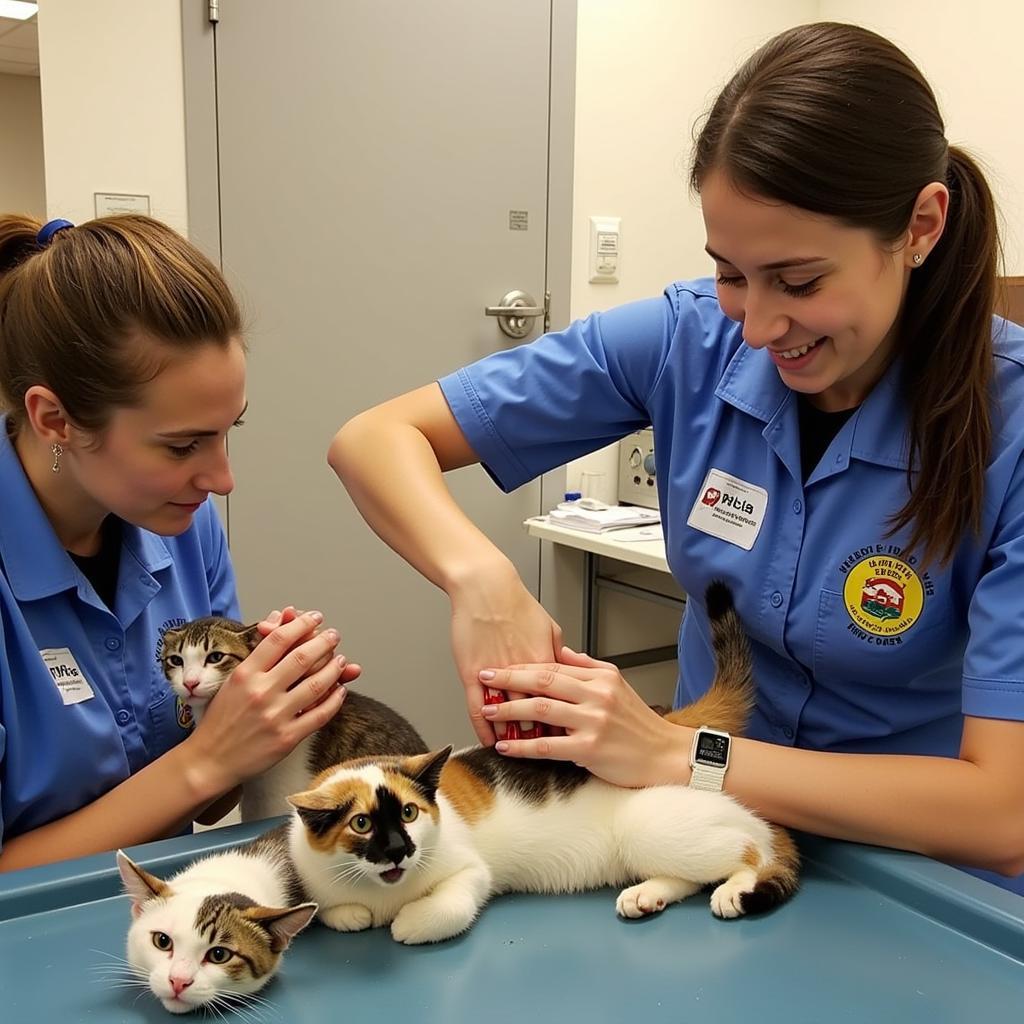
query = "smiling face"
xmin=64 ymin=337 xmax=247 ymax=535
xmin=701 ymin=170 xmax=911 ymax=411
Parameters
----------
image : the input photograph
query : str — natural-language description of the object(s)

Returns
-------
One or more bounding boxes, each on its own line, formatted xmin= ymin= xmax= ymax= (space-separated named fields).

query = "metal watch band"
xmin=690 ymin=762 xmax=727 ymax=792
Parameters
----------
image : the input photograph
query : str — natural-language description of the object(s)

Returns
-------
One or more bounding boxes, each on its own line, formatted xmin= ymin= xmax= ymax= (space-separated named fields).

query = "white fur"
xmin=289 ymin=762 xmax=776 ymax=945
xmin=123 ymin=849 xmax=300 ymax=1014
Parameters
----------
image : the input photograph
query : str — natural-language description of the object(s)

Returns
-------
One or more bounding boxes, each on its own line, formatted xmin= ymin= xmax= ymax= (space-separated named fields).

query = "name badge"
xmin=686 ymin=469 xmax=768 ymax=551
xmin=39 ymin=647 xmax=96 ymax=705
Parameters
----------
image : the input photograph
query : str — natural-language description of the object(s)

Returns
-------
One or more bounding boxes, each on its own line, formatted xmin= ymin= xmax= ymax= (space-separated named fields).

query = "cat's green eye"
xmin=401 ymin=803 xmax=419 ymax=823
xmin=205 ymin=946 xmax=234 ymax=965
xmin=206 ymin=652 xmax=225 ymax=665
xmin=349 ymin=814 xmax=372 ymax=835
xmin=151 ymin=931 xmax=173 ymax=952
xmin=166 ymin=655 xmax=183 ymax=668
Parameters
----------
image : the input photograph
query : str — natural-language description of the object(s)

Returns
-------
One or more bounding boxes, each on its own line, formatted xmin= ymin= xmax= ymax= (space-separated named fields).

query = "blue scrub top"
xmin=0 ymin=421 xmax=240 ymax=849
xmin=439 ymin=278 xmax=1024 ymax=894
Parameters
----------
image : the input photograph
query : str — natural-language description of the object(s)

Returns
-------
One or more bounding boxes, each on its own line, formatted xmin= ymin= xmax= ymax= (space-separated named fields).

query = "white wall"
xmin=820 ymin=0 xmax=1024 ymax=273
xmin=36 ymin=0 xmax=187 ymax=232
xmin=0 ymin=72 xmax=46 ymax=218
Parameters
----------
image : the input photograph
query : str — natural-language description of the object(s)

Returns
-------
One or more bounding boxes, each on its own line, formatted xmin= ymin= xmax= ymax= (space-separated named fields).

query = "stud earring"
xmin=51 ymin=442 xmax=63 ymax=473
xmin=912 ymin=252 xmax=923 ymax=265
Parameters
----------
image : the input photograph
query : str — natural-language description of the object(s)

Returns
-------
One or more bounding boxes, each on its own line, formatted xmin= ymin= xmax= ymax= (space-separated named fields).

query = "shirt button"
xmin=792 ymin=499 xmax=803 ymax=514
xmin=783 ymin=726 xmax=794 ymax=739
xmin=770 ymin=591 xmax=783 ymax=608
xmin=105 ymin=637 xmax=121 ymax=651
xmin=115 ymin=709 xmax=131 ymax=725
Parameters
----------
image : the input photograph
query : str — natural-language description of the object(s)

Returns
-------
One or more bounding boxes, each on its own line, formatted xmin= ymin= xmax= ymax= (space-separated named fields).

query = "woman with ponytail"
xmin=330 ymin=22 xmax=1024 ymax=894
xmin=0 ymin=215 xmax=354 ymax=871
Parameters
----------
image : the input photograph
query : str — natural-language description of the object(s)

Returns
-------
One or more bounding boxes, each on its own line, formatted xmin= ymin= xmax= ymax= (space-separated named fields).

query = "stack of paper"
xmin=547 ymin=503 xmax=661 ymax=534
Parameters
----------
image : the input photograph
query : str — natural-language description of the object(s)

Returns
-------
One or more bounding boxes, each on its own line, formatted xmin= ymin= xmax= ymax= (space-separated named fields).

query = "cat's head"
xmin=288 ymin=746 xmax=453 ymax=888
xmin=117 ymin=850 xmax=316 ymax=1015
xmin=160 ymin=617 xmax=260 ymax=710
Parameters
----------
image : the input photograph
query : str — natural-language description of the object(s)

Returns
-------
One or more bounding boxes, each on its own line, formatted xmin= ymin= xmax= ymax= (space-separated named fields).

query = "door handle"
xmin=485 ymin=289 xmax=543 ymax=339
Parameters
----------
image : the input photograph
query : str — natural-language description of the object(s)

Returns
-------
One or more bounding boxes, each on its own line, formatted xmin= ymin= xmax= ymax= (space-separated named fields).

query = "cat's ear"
xmin=405 ymin=746 xmax=453 ymax=798
xmin=238 ymin=623 xmax=262 ymax=653
xmin=160 ymin=625 xmax=183 ymax=649
xmin=288 ymin=789 xmax=348 ymax=838
xmin=244 ymin=902 xmax=319 ymax=953
xmin=116 ymin=850 xmax=171 ymax=918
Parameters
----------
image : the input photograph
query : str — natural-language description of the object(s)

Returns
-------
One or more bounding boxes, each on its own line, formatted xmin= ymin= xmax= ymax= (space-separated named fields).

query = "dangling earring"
xmin=51 ymin=442 xmax=64 ymax=473
xmin=912 ymin=252 xmax=923 ymax=265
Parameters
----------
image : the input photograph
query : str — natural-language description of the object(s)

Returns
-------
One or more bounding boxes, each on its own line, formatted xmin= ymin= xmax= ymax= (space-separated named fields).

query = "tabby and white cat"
xmin=117 ymin=827 xmax=311 ymax=1014
xmin=160 ymin=617 xmax=428 ymax=820
xmin=287 ymin=582 xmax=799 ymax=945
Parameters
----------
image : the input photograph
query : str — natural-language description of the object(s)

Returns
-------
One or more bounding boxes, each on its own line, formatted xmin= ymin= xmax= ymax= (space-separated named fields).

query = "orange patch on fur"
xmin=289 ymin=776 xmax=374 ymax=853
xmin=438 ymin=760 xmax=495 ymax=824
xmin=742 ymin=843 xmax=763 ymax=870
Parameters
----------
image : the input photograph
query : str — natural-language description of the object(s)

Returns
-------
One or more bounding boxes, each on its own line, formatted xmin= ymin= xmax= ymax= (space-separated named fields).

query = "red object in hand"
xmin=484 ymin=687 xmax=546 ymax=740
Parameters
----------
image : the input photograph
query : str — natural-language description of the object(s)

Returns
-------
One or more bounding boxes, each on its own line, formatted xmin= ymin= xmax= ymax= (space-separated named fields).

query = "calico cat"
xmin=117 ymin=826 xmax=311 ymax=1014
xmin=287 ymin=582 xmax=800 ymax=945
xmin=160 ymin=616 xmax=428 ymax=820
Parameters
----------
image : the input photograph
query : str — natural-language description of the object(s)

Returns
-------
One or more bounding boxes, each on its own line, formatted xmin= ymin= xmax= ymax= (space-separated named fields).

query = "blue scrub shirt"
xmin=0 ymin=421 xmax=240 ymax=848
xmin=439 ymin=278 xmax=1024 ymax=894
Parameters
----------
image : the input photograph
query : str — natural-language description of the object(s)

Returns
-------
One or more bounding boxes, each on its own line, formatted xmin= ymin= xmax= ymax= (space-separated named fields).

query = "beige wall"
xmin=0 ymin=73 xmax=46 ymax=218
xmin=37 ymin=0 xmax=187 ymax=232
xmin=820 ymin=0 xmax=1024 ymax=273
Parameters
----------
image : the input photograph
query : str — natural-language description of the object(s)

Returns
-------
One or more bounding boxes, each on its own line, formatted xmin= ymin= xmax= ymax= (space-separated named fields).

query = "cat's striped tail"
xmin=743 ymin=824 xmax=801 ymax=914
xmin=663 ymin=580 xmax=754 ymax=735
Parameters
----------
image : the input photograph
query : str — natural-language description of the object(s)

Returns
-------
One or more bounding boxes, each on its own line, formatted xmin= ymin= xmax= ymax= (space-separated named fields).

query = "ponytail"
xmin=890 ymin=148 xmax=998 ymax=566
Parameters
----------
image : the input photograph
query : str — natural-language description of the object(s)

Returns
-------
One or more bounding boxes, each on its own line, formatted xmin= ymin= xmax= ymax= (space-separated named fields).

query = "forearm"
xmin=722 ymin=736 xmax=1024 ymax=875
xmin=329 ymin=409 xmax=513 ymax=595
xmin=0 ymin=739 xmax=226 ymax=873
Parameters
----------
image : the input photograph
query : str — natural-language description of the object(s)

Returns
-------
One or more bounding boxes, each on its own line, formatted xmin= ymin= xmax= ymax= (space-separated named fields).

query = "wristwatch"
xmin=689 ymin=726 xmax=731 ymax=791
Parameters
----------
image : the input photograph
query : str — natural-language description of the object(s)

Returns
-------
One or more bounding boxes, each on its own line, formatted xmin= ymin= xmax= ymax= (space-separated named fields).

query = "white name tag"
xmin=686 ymin=469 xmax=768 ymax=551
xmin=39 ymin=647 xmax=96 ymax=705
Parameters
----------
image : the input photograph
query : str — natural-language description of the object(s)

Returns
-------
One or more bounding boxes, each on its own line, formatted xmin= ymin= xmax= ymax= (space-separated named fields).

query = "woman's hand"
xmin=448 ymin=573 xmax=564 ymax=745
xmin=478 ymin=646 xmax=687 ymax=788
xmin=184 ymin=611 xmax=356 ymax=795
xmin=258 ymin=605 xmax=363 ymax=686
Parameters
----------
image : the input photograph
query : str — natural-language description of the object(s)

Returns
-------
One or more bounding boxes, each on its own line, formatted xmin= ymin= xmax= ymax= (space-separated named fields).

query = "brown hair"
xmin=691 ymin=22 xmax=999 ymax=567
xmin=0 ymin=214 xmax=242 ymax=436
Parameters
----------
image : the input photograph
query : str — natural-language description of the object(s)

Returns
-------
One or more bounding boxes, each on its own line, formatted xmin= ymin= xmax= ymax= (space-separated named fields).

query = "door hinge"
xmin=209 ymin=0 xmax=220 ymax=25
xmin=543 ymin=289 xmax=551 ymax=334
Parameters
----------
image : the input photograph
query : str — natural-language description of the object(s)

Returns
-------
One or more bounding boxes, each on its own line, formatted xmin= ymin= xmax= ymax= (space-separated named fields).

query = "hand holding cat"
xmin=259 ymin=605 xmax=363 ymax=686
xmin=448 ymin=575 xmax=564 ymax=744
xmin=185 ymin=611 xmax=351 ymax=796
xmin=479 ymin=647 xmax=686 ymax=789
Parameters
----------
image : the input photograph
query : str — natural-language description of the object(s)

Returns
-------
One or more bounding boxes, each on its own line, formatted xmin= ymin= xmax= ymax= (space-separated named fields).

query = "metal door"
xmin=204 ymin=0 xmax=568 ymax=744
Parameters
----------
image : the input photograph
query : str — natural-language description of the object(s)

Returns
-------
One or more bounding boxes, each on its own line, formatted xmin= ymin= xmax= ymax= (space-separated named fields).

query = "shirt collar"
xmin=0 ymin=419 xmax=172 ymax=602
xmin=714 ymin=345 xmax=911 ymax=470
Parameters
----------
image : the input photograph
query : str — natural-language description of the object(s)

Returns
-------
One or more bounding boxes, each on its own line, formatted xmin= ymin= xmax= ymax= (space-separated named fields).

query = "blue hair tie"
xmin=37 ymin=219 xmax=75 ymax=247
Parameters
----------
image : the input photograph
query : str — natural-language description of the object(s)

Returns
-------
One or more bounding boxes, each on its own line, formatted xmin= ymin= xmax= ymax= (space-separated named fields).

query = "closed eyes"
xmin=715 ymin=273 xmax=822 ymax=298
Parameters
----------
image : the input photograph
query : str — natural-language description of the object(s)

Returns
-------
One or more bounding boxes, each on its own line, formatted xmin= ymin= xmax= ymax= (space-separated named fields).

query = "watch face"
xmin=695 ymin=731 xmax=729 ymax=768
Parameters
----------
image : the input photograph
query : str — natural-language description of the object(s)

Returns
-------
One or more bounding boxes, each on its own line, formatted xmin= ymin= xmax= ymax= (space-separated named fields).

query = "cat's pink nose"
xmin=184 ymin=680 xmax=199 ymax=694
xmin=170 ymin=976 xmax=193 ymax=997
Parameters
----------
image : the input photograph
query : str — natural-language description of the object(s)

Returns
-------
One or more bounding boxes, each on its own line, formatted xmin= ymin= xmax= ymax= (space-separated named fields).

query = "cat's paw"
xmin=616 ymin=877 xmax=701 ymax=918
xmin=319 ymin=903 xmax=373 ymax=932
xmin=391 ymin=898 xmax=470 ymax=945
xmin=709 ymin=871 xmax=758 ymax=919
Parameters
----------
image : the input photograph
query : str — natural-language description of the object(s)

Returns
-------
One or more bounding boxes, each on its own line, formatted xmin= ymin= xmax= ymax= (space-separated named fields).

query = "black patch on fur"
xmin=704 ymin=580 xmax=734 ymax=621
xmin=363 ymin=786 xmax=417 ymax=866
xmin=455 ymin=746 xmax=589 ymax=803
xmin=738 ymin=878 xmax=795 ymax=916
xmin=295 ymin=800 xmax=351 ymax=838
xmin=307 ymin=691 xmax=428 ymax=775
xmin=216 ymin=891 xmax=259 ymax=911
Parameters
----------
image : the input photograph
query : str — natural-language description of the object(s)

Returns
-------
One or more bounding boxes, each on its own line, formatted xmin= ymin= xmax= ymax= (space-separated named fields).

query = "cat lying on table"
xmin=119 ymin=583 xmax=797 ymax=1013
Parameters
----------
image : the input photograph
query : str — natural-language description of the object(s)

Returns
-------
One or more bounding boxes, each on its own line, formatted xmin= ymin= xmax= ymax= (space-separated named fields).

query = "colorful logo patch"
xmin=702 ymin=487 xmax=721 ymax=506
xmin=175 ymin=695 xmax=195 ymax=731
xmin=842 ymin=553 xmax=924 ymax=638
